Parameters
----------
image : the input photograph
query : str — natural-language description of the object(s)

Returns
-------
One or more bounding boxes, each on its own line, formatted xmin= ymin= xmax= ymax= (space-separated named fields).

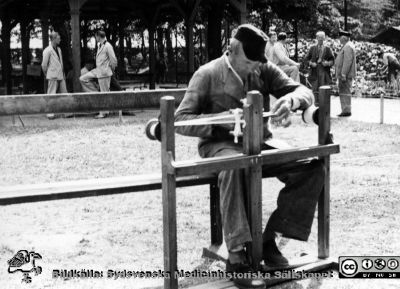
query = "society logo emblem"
xmin=7 ymin=250 xmax=42 ymax=283
xmin=387 ymin=259 xmax=399 ymax=270
xmin=362 ymin=259 xmax=373 ymax=270
xmin=374 ymin=259 xmax=386 ymax=270
xmin=341 ymin=259 xmax=358 ymax=276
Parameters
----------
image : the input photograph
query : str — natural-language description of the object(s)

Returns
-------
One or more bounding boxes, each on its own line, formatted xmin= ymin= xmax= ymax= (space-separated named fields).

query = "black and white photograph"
xmin=0 ymin=0 xmax=399 ymax=288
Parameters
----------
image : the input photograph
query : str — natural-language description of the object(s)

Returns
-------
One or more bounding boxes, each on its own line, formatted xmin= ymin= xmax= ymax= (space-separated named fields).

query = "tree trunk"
xmin=294 ymin=20 xmax=298 ymax=62
xmin=175 ymin=27 xmax=179 ymax=84
xmin=207 ymin=1 xmax=224 ymax=60
xmin=199 ymin=27 xmax=203 ymax=66
xmin=21 ymin=18 xmax=30 ymax=94
xmin=261 ymin=11 xmax=269 ymax=33
xmin=157 ymin=27 xmax=165 ymax=58
xmin=81 ymin=20 xmax=88 ymax=60
xmin=0 ymin=40 xmax=3 ymax=86
xmin=141 ymin=30 xmax=146 ymax=61
xmin=118 ymin=20 xmax=126 ymax=78
xmin=1 ymin=14 xmax=12 ymax=94
xmin=165 ymin=25 xmax=174 ymax=66
xmin=185 ymin=19 xmax=194 ymax=77
xmin=148 ymin=26 xmax=156 ymax=89
xmin=126 ymin=36 xmax=132 ymax=66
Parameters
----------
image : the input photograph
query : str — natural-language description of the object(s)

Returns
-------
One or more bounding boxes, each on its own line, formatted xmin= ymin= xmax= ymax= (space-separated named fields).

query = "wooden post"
xmin=161 ymin=96 xmax=178 ymax=289
xmin=69 ymin=0 xmax=84 ymax=92
xmin=243 ymin=91 xmax=263 ymax=270
xmin=210 ymin=182 xmax=223 ymax=245
xmin=318 ymin=86 xmax=331 ymax=259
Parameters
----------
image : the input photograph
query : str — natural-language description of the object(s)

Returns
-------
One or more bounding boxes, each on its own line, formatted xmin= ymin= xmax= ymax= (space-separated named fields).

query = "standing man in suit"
xmin=334 ymin=30 xmax=356 ymax=117
xmin=80 ymin=30 xmax=117 ymax=118
xmin=305 ymin=31 xmax=334 ymax=105
xmin=41 ymin=31 xmax=68 ymax=119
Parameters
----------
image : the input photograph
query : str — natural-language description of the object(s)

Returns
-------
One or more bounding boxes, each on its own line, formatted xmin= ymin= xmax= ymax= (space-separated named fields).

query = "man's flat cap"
xmin=339 ymin=29 xmax=351 ymax=37
xmin=233 ymin=24 xmax=268 ymax=63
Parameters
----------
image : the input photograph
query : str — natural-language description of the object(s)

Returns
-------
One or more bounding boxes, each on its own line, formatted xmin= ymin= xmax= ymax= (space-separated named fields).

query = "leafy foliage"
xmin=267 ymin=0 xmax=319 ymax=22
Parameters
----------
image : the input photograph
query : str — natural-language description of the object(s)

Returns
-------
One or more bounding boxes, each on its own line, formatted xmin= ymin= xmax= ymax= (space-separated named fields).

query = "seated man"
xmin=175 ymin=24 xmax=324 ymax=289
xmin=273 ymin=32 xmax=300 ymax=82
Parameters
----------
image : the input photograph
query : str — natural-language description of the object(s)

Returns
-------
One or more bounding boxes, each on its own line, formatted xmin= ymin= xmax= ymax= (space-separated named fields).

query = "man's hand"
xmin=271 ymin=97 xmax=292 ymax=123
xmin=341 ymin=74 xmax=347 ymax=81
xmin=322 ymin=60 xmax=329 ymax=67
xmin=310 ymin=62 xmax=317 ymax=68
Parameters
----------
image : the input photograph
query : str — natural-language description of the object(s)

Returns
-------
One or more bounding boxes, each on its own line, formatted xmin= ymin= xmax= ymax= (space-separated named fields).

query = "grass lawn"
xmin=0 ymin=110 xmax=399 ymax=289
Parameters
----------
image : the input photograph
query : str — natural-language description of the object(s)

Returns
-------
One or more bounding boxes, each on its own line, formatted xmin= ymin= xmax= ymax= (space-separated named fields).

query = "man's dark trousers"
xmin=203 ymin=142 xmax=325 ymax=251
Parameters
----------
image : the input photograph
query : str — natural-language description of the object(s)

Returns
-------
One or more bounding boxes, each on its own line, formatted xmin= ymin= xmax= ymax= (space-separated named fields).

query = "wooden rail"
xmin=0 ymin=174 xmax=215 ymax=206
xmin=172 ymin=144 xmax=339 ymax=177
xmin=0 ymin=89 xmax=186 ymax=116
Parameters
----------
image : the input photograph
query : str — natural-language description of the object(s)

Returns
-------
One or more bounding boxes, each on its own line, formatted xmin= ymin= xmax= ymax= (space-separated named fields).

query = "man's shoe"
xmin=263 ymin=239 xmax=289 ymax=267
xmin=337 ymin=112 xmax=351 ymax=117
xmin=47 ymin=113 xmax=56 ymax=120
xmin=226 ymin=250 xmax=265 ymax=289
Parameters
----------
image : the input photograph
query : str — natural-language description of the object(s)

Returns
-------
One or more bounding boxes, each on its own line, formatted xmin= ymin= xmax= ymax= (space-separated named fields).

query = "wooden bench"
xmin=0 ymin=161 xmax=317 ymax=247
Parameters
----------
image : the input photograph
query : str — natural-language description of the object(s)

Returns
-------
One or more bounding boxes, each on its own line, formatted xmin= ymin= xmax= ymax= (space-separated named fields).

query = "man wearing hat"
xmin=334 ymin=30 xmax=356 ymax=117
xmin=175 ymin=24 xmax=324 ymax=289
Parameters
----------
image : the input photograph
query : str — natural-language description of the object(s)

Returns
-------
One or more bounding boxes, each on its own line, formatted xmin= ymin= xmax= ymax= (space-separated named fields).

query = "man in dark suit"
xmin=305 ymin=31 xmax=334 ymax=106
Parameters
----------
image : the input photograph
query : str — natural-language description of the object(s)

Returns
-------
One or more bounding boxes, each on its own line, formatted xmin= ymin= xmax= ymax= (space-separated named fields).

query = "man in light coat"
xmin=80 ymin=30 xmax=117 ymax=118
xmin=41 ymin=31 xmax=68 ymax=119
xmin=334 ymin=30 xmax=356 ymax=117
xmin=42 ymin=32 xmax=67 ymax=94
